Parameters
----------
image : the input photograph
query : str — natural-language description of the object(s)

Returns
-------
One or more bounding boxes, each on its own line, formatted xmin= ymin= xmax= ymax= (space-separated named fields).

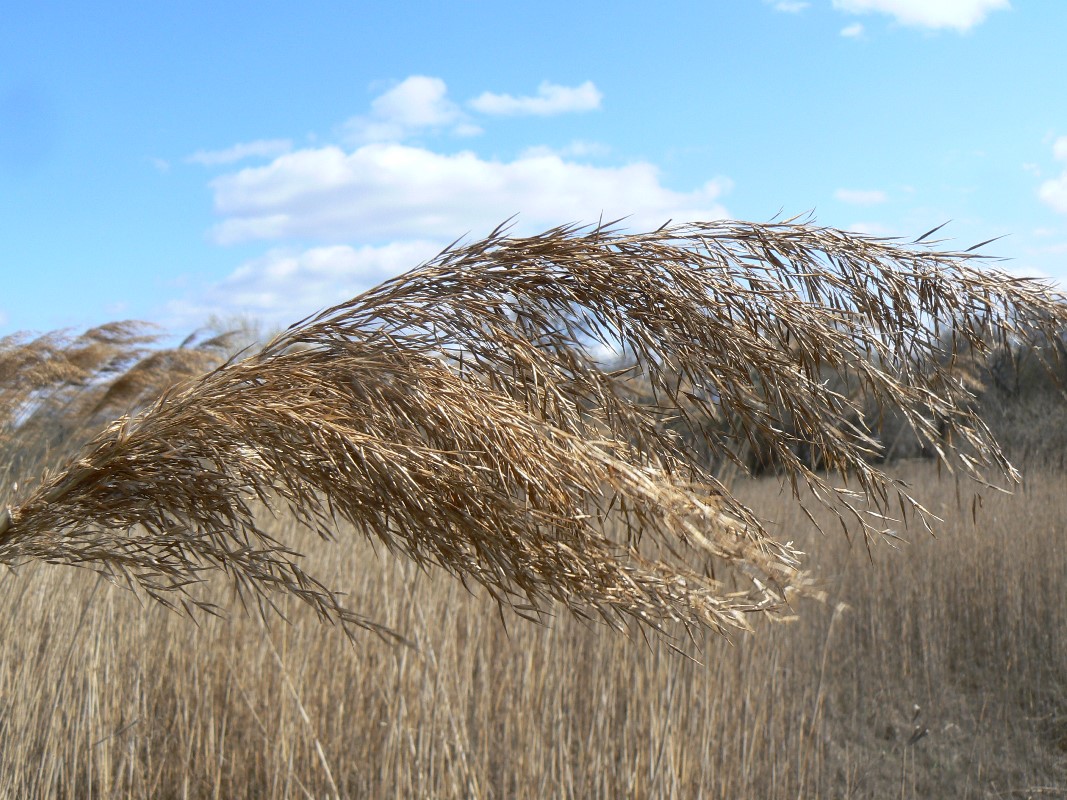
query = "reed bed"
xmin=0 ymin=462 xmax=1064 ymax=798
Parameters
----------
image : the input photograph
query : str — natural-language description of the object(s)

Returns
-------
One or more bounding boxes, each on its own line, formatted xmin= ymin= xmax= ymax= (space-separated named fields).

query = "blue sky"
xmin=3 ymin=0 xmax=1067 ymax=337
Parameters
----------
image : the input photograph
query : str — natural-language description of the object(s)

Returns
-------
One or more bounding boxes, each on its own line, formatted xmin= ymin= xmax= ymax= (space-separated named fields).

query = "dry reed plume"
xmin=1 ymin=218 xmax=1064 ymax=638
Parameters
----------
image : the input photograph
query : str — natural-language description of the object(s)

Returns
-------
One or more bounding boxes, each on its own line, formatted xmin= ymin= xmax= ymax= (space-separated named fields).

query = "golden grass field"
xmin=3 ymin=460 xmax=1065 ymax=799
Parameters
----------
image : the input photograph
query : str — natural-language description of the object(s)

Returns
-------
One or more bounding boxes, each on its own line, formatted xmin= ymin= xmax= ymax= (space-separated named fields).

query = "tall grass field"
xmin=3 ymin=220 xmax=1067 ymax=797
xmin=2 ymin=463 xmax=1066 ymax=797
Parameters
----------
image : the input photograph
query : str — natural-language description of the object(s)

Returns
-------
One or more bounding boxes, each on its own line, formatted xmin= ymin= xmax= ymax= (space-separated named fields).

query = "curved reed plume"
xmin=1 ymin=218 xmax=1064 ymax=638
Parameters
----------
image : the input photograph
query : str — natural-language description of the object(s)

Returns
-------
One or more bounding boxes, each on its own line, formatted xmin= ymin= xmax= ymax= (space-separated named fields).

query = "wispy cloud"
xmin=519 ymin=140 xmax=612 ymax=160
xmin=1038 ymin=135 xmax=1067 ymax=215
xmin=187 ymin=139 xmax=293 ymax=166
xmin=1054 ymin=136 xmax=1067 ymax=162
xmin=840 ymin=22 xmax=865 ymax=37
xmin=207 ymin=142 xmax=730 ymax=245
xmin=468 ymin=81 xmax=603 ymax=117
xmin=847 ymin=221 xmax=895 ymax=237
xmin=834 ymin=188 xmax=888 ymax=205
xmin=832 ymin=0 xmax=1010 ymax=32
xmin=772 ymin=1 xmax=810 ymax=12
xmin=342 ymin=76 xmax=479 ymax=144
xmin=1031 ymin=241 xmax=1067 ymax=256
xmin=169 ymin=240 xmax=443 ymax=327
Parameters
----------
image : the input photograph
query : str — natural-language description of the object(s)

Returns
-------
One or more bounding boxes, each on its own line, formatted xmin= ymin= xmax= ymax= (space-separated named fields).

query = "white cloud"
xmin=841 ymin=22 xmax=865 ymax=36
xmin=1038 ymin=136 xmax=1067 ymax=215
xmin=187 ymin=139 xmax=293 ymax=166
xmin=170 ymin=240 xmax=444 ymax=327
xmin=149 ymin=157 xmax=171 ymax=173
xmin=371 ymin=77 xmax=456 ymax=128
xmin=832 ymin=0 xmax=1010 ymax=31
xmin=468 ymin=81 xmax=603 ymax=117
xmin=834 ymin=188 xmax=888 ymax=205
xmin=208 ymin=142 xmax=731 ymax=245
xmin=1054 ymin=136 xmax=1067 ymax=162
xmin=772 ymin=1 xmax=810 ymax=11
xmin=342 ymin=76 xmax=477 ymax=143
xmin=180 ymin=76 xmax=738 ymax=328
xmin=1039 ymin=177 xmax=1067 ymax=215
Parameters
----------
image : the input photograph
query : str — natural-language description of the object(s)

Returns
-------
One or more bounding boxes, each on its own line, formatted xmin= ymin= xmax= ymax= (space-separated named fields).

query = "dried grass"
xmin=3 ymin=462 xmax=1065 ymax=798
xmin=1 ymin=218 xmax=1065 ymax=639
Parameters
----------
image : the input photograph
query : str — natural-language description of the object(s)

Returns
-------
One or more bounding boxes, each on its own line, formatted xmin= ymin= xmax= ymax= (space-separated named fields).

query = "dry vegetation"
xmin=3 ymin=219 xmax=1067 ymax=797
xmin=1 ymin=465 xmax=1065 ymax=798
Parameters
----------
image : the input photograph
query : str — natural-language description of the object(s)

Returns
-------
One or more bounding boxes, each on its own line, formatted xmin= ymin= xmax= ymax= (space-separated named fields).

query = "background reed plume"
xmin=1 ymin=218 xmax=1064 ymax=638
